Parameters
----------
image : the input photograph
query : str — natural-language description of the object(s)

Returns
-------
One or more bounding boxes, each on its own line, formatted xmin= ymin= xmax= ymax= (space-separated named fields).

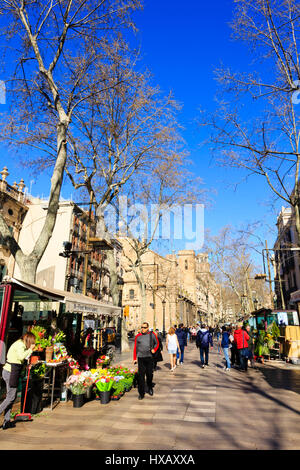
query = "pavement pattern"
xmin=1 ymin=341 xmax=300 ymax=450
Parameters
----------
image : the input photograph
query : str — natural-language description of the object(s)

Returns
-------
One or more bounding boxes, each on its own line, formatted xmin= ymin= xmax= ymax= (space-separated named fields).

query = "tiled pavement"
xmin=1 ymin=342 xmax=300 ymax=450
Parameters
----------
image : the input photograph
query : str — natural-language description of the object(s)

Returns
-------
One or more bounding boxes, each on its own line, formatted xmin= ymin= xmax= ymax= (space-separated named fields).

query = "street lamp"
xmin=162 ymin=299 xmax=166 ymax=338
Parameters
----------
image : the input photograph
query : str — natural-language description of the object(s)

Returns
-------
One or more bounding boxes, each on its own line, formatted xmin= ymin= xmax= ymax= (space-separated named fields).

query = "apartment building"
xmin=273 ymin=206 xmax=300 ymax=309
xmin=0 ymin=166 xmax=29 ymax=281
xmin=14 ymin=198 xmax=122 ymax=316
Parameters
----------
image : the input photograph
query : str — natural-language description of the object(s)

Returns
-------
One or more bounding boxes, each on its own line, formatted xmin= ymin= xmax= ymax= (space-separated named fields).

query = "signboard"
xmin=123 ymin=305 xmax=130 ymax=317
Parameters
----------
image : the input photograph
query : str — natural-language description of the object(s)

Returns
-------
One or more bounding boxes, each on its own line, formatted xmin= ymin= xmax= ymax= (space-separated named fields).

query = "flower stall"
xmin=64 ymin=364 xmax=137 ymax=408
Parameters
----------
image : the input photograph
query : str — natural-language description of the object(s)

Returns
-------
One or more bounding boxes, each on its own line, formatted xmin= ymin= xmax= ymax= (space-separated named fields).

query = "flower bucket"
xmin=30 ymin=354 xmax=39 ymax=365
xmin=99 ymin=390 xmax=111 ymax=404
xmin=72 ymin=393 xmax=85 ymax=408
xmin=45 ymin=346 xmax=54 ymax=362
xmin=85 ymin=386 xmax=93 ymax=401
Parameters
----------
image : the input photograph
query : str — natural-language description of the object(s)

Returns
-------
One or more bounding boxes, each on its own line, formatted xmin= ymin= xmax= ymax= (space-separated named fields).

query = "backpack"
xmin=196 ymin=330 xmax=210 ymax=347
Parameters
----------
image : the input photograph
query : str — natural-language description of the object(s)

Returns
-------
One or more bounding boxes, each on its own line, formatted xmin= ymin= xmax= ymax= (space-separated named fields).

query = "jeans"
xmin=179 ymin=345 xmax=185 ymax=363
xmin=137 ymin=357 xmax=154 ymax=396
xmin=0 ymin=369 xmax=17 ymax=423
xmin=238 ymin=348 xmax=248 ymax=371
xmin=200 ymin=346 xmax=209 ymax=365
xmin=222 ymin=347 xmax=231 ymax=369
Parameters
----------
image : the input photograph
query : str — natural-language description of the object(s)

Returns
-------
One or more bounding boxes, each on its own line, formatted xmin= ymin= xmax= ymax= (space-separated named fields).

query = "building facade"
xmin=14 ymin=198 xmax=122 ymax=322
xmin=273 ymin=206 xmax=300 ymax=309
xmin=120 ymin=240 xmax=221 ymax=332
xmin=0 ymin=167 xmax=29 ymax=281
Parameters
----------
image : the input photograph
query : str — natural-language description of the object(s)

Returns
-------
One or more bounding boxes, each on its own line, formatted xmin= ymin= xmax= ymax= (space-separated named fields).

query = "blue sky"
xmin=0 ymin=0 xmax=284 ymax=269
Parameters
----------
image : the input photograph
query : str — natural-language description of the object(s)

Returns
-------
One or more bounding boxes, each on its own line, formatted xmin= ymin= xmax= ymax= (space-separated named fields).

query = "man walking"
xmin=196 ymin=324 xmax=213 ymax=368
xmin=133 ymin=323 xmax=159 ymax=400
xmin=176 ymin=323 xmax=187 ymax=365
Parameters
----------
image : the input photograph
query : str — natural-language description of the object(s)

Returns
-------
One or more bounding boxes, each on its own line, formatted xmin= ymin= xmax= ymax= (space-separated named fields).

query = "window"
xmin=185 ymin=260 xmax=188 ymax=270
xmin=129 ymin=289 xmax=135 ymax=300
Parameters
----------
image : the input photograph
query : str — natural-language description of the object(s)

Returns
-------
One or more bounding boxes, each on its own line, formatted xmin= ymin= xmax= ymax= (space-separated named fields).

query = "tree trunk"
xmin=18 ymin=258 xmax=39 ymax=284
xmin=106 ymin=248 xmax=130 ymax=352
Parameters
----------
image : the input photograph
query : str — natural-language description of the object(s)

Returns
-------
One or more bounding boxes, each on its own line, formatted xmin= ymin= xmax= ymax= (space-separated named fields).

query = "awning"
xmin=2 ymin=277 xmax=121 ymax=318
xmin=64 ymin=291 xmax=121 ymax=317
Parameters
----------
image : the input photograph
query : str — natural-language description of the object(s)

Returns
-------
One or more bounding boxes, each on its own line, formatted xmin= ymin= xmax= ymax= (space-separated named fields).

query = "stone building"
xmin=120 ymin=240 xmax=220 ymax=333
xmin=273 ymin=206 xmax=300 ymax=309
xmin=14 ymin=198 xmax=122 ymax=318
xmin=0 ymin=167 xmax=29 ymax=281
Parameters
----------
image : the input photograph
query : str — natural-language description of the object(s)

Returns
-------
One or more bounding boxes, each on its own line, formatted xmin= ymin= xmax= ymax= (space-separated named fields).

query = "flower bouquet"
xmin=95 ymin=374 xmax=114 ymax=404
xmin=65 ymin=372 xmax=93 ymax=407
xmin=111 ymin=375 xmax=126 ymax=399
xmin=96 ymin=355 xmax=110 ymax=369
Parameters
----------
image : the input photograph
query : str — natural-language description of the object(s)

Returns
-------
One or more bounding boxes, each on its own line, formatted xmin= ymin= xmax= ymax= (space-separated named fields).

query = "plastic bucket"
xmin=72 ymin=393 xmax=85 ymax=408
xmin=99 ymin=390 xmax=110 ymax=404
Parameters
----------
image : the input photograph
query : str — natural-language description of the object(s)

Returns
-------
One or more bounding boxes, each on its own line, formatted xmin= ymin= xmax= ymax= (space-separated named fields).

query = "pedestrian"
xmin=166 ymin=327 xmax=180 ymax=371
xmin=190 ymin=326 xmax=197 ymax=342
xmin=245 ymin=324 xmax=255 ymax=368
xmin=196 ymin=324 xmax=213 ymax=368
xmin=0 ymin=332 xmax=36 ymax=429
xmin=186 ymin=326 xmax=191 ymax=343
xmin=175 ymin=323 xmax=188 ymax=365
xmin=133 ymin=322 xmax=159 ymax=400
xmin=216 ymin=326 xmax=222 ymax=354
xmin=221 ymin=326 xmax=231 ymax=371
xmin=234 ymin=323 xmax=250 ymax=371
xmin=153 ymin=329 xmax=163 ymax=371
xmin=229 ymin=325 xmax=239 ymax=367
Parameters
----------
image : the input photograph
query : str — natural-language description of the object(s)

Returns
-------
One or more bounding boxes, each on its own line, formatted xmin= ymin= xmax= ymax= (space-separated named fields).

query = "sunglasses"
xmin=141 ymin=326 xmax=148 ymax=329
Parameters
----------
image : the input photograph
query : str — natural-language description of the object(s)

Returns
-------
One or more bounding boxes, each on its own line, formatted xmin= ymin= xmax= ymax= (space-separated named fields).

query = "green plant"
xmin=40 ymin=336 xmax=53 ymax=348
xmin=32 ymin=363 xmax=47 ymax=378
xmin=53 ymin=330 xmax=66 ymax=344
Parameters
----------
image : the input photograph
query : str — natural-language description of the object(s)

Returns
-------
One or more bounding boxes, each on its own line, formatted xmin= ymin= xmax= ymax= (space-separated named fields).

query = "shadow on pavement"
xmin=259 ymin=367 xmax=300 ymax=395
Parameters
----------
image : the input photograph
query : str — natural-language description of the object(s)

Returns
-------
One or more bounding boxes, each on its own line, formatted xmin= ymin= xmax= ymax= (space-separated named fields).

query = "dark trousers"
xmin=238 ymin=348 xmax=248 ymax=371
xmin=179 ymin=345 xmax=185 ymax=363
xmin=137 ymin=357 xmax=154 ymax=397
xmin=231 ymin=345 xmax=240 ymax=366
xmin=200 ymin=346 xmax=209 ymax=365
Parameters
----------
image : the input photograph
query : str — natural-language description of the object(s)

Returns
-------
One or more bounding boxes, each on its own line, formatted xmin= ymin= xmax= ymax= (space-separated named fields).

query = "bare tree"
xmin=117 ymin=149 xmax=206 ymax=323
xmin=205 ymin=226 xmax=271 ymax=319
xmin=0 ymin=0 xmax=141 ymax=282
xmin=203 ymin=0 xmax=300 ymax=241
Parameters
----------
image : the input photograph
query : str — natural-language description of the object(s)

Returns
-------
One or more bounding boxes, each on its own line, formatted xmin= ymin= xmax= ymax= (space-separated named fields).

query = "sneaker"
xmin=202 ymin=364 xmax=205 ymax=369
xmin=138 ymin=394 xmax=145 ymax=400
xmin=180 ymin=362 xmax=183 ymax=365
xmin=2 ymin=421 xmax=16 ymax=430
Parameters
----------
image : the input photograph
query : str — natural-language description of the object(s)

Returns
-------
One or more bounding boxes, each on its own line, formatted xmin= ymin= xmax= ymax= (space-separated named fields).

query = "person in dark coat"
xmin=153 ymin=329 xmax=163 ymax=370
xmin=175 ymin=323 xmax=188 ymax=365
xmin=196 ymin=324 xmax=213 ymax=368
xmin=133 ymin=323 xmax=159 ymax=400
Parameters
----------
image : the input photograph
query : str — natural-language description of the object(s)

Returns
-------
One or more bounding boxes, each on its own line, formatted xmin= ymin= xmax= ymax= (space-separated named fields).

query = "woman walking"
xmin=221 ymin=326 xmax=231 ymax=371
xmin=0 ymin=332 xmax=36 ymax=429
xmin=166 ymin=327 xmax=180 ymax=371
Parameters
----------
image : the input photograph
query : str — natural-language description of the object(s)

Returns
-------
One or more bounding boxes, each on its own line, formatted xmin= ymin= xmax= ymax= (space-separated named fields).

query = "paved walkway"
xmin=1 ymin=342 xmax=300 ymax=450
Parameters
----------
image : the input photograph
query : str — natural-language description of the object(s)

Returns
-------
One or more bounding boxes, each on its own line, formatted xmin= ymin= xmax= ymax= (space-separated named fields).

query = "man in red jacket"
xmin=234 ymin=323 xmax=250 ymax=371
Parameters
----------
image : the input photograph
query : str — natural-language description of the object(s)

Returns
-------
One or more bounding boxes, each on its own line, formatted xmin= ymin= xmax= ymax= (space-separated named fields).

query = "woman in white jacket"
xmin=166 ymin=327 xmax=180 ymax=371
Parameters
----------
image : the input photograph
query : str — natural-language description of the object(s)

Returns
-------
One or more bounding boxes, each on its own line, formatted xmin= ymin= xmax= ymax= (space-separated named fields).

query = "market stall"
xmin=0 ymin=277 xmax=122 ymax=412
xmin=247 ymin=307 xmax=300 ymax=363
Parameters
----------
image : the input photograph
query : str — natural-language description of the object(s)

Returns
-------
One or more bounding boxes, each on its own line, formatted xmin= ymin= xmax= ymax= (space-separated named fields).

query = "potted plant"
xmin=94 ymin=375 xmax=114 ymax=404
xmin=21 ymin=363 xmax=48 ymax=415
xmin=65 ymin=373 xmax=89 ymax=408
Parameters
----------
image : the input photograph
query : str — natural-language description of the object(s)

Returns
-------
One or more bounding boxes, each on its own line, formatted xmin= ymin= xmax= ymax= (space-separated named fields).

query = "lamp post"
xmin=162 ymin=299 xmax=166 ymax=338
